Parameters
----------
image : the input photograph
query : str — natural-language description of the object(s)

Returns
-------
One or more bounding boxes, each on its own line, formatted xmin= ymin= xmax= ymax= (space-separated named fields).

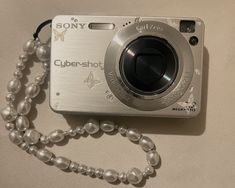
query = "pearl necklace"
xmin=0 ymin=20 xmax=160 ymax=185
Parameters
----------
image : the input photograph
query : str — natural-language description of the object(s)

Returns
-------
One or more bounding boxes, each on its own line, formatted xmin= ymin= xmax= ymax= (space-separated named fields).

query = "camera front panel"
xmin=50 ymin=15 xmax=204 ymax=117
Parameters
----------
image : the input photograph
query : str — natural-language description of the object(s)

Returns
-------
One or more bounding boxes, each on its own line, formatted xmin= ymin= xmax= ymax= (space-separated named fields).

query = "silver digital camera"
xmin=50 ymin=15 xmax=205 ymax=117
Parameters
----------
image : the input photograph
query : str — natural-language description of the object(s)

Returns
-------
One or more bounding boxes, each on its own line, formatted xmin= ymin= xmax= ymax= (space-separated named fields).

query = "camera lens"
xmin=120 ymin=36 xmax=178 ymax=95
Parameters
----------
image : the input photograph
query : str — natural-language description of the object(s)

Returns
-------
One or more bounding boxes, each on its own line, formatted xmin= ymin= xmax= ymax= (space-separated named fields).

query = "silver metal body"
xmin=50 ymin=15 xmax=204 ymax=117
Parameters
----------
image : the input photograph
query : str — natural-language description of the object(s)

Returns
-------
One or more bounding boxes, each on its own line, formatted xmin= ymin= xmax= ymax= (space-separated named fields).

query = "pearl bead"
xmin=68 ymin=128 xmax=76 ymax=137
xmin=28 ymin=145 xmax=38 ymax=155
xmin=95 ymin=168 xmax=104 ymax=178
xmin=75 ymin=127 xmax=85 ymax=134
xmin=48 ymin=129 xmax=65 ymax=143
xmin=5 ymin=93 xmax=15 ymax=102
xmin=54 ymin=156 xmax=71 ymax=170
xmin=103 ymin=169 xmax=119 ymax=183
xmin=1 ymin=106 xmax=17 ymax=122
xmin=20 ymin=142 xmax=29 ymax=151
xmin=127 ymin=168 xmax=143 ymax=185
xmin=35 ymin=38 xmax=41 ymax=47
xmin=84 ymin=119 xmax=100 ymax=134
xmin=7 ymin=79 xmax=21 ymax=94
xmin=9 ymin=130 xmax=23 ymax=145
xmin=19 ymin=52 xmax=28 ymax=63
xmin=24 ymin=96 xmax=32 ymax=103
xmin=100 ymin=120 xmax=115 ymax=133
xmin=146 ymin=150 xmax=160 ymax=166
xmin=36 ymin=149 xmax=53 ymax=162
xmin=23 ymin=129 xmax=41 ymax=145
xmin=43 ymin=62 xmax=50 ymax=70
xmin=142 ymin=172 xmax=147 ymax=177
xmin=144 ymin=165 xmax=154 ymax=175
xmin=40 ymin=135 xmax=49 ymax=144
xmin=87 ymin=167 xmax=95 ymax=176
xmin=126 ymin=128 xmax=142 ymax=142
xmin=42 ymin=72 xmax=49 ymax=79
xmin=77 ymin=164 xmax=87 ymax=174
xmin=13 ymin=70 xmax=23 ymax=79
xmin=17 ymin=100 xmax=31 ymax=115
xmin=36 ymin=45 xmax=50 ymax=61
xmin=50 ymin=157 xmax=55 ymax=163
xmin=118 ymin=126 xmax=127 ymax=135
xmin=25 ymin=83 xmax=40 ymax=98
xmin=16 ymin=115 xmax=30 ymax=131
xmin=16 ymin=61 xmax=25 ymax=70
xmin=23 ymin=39 xmax=36 ymax=54
xmin=7 ymin=102 xmax=14 ymax=107
xmin=139 ymin=136 xmax=155 ymax=152
xmin=69 ymin=162 xmax=79 ymax=172
xmin=118 ymin=172 xmax=127 ymax=182
xmin=5 ymin=122 xmax=15 ymax=131
xmin=34 ymin=75 xmax=45 ymax=85
xmin=63 ymin=130 xmax=69 ymax=136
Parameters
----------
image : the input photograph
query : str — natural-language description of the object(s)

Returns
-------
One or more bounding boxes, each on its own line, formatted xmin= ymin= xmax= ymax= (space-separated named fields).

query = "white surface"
xmin=0 ymin=0 xmax=235 ymax=188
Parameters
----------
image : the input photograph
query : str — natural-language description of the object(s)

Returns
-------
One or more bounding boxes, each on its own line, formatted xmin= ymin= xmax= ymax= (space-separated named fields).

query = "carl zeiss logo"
xmin=134 ymin=17 xmax=164 ymax=33
xmin=53 ymin=17 xmax=86 ymax=42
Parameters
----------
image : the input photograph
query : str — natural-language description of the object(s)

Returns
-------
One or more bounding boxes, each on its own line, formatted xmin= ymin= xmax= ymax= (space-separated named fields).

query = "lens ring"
xmin=119 ymin=36 xmax=178 ymax=95
xmin=104 ymin=20 xmax=194 ymax=111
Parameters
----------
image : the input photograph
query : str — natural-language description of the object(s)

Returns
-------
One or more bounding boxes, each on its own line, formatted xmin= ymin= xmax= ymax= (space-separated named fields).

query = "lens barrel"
xmin=119 ymin=36 xmax=178 ymax=95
